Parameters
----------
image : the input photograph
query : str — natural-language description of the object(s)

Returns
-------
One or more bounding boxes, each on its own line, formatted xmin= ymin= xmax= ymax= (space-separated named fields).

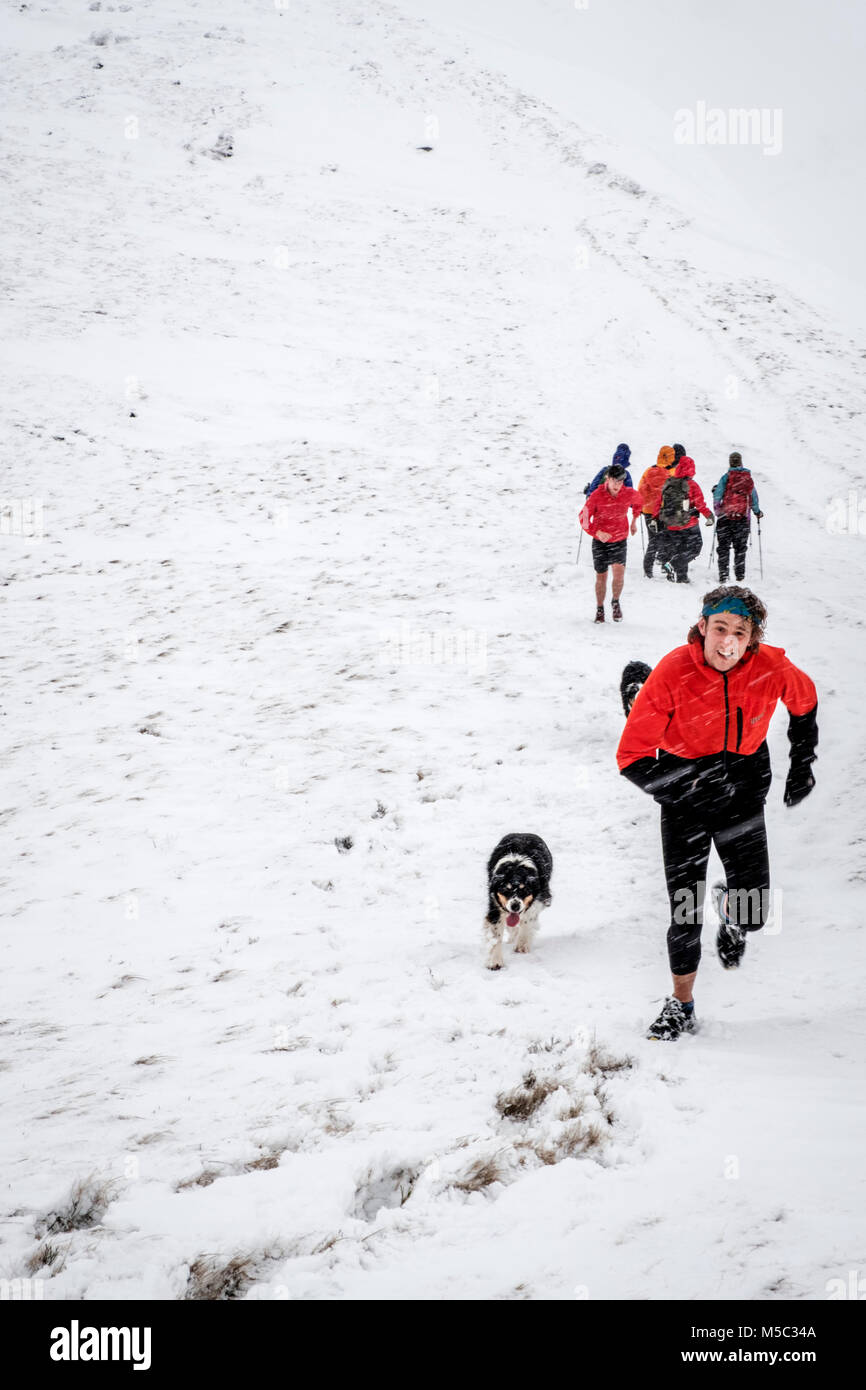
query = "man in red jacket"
xmin=616 ymin=586 xmax=818 ymax=1040
xmin=581 ymin=464 xmax=645 ymax=623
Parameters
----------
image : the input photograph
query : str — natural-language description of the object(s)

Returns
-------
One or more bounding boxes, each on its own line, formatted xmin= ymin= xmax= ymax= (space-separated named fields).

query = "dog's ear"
xmin=485 ymin=890 xmax=501 ymax=925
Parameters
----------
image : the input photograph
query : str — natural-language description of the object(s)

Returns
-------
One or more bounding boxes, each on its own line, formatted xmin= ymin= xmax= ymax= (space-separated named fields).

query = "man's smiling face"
xmin=698 ymin=611 xmax=753 ymax=671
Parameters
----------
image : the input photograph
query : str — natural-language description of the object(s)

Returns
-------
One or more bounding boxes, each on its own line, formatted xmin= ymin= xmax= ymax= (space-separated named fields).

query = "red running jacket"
xmin=617 ymin=638 xmax=818 ymax=769
xmin=582 ymin=484 xmax=645 ymax=542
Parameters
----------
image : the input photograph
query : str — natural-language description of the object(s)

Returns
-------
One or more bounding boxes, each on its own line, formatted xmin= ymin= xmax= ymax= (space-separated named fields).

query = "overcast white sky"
xmin=579 ymin=0 xmax=865 ymax=283
xmin=399 ymin=0 xmax=866 ymax=321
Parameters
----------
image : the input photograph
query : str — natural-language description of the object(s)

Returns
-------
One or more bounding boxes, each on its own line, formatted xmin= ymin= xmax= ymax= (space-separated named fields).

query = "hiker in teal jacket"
xmin=712 ymin=451 xmax=763 ymax=583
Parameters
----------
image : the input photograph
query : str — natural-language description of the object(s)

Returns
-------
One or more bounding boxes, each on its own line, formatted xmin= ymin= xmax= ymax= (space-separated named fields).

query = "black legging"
xmin=660 ymin=803 xmax=770 ymax=975
xmin=716 ymin=517 xmax=750 ymax=582
xmin=643 ymin=519 xmax=662 ymax=575
xmin=659 ymin=525 xmax=702 ymax=582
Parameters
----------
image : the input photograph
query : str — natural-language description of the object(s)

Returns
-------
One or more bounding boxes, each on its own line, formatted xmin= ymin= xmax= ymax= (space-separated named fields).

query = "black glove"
xmin=755 ymin=510 xmax=763 ymax=520
xmin=784 ymin=762 xmax=815 ymax=807
xmin=786 ymin=706 xmax=818 ymax=807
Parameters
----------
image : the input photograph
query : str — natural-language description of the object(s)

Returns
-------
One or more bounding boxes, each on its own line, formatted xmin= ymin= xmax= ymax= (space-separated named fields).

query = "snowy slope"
xmin=1 ymin=0 xmax=864 ymax=1301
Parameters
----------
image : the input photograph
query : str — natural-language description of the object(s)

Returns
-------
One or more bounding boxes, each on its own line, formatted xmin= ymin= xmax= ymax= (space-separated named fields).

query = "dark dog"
xmin=484 ymin=833 xmax=553 ymax=970
xmin=621 ymin=661 xmax=653 ymax=717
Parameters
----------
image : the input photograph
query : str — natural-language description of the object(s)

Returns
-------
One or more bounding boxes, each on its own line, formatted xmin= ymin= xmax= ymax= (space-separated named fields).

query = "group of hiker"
xmin=579 ymin=443 xmax=763 ymax=622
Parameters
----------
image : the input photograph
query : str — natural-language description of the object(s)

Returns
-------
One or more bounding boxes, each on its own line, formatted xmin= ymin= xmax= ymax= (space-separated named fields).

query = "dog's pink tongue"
xmin=506 ymin=912 xmax=520 ymax=928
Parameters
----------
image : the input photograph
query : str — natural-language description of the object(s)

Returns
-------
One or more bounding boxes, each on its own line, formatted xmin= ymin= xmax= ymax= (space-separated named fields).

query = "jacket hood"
xmin=675 ymin=456 xmax=696 ymax=478
xmin=673 ymin=443 xmax=686 ymax=462
xmin=657 ymin=446 xmax=676 ymax=469
xmin=729 ymin=451 xmax=743 ymax=468
xmin=612 ymin=443 xmax=631 ymax=467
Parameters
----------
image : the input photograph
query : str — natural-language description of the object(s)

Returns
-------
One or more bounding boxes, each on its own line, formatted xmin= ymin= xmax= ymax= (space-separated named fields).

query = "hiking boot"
xmin=661 ymin=561 xmax=676 ymax=583
xmin=646 ymin=996 xmax=697 ymax=1041
xmin=594 ymin=605 xmax=605 ymax=623
xmin=712 ymin=881 xmax=747 ymax=969
xmin=612 ymin=598 xmax=623 ymax=622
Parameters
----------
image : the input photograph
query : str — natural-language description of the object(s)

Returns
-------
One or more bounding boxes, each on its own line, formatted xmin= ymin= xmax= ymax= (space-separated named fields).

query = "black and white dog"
xmin=620 ymin=660 xmax=652 ymax=717
xmin=484 ymin=833 xmax=553 ymax=970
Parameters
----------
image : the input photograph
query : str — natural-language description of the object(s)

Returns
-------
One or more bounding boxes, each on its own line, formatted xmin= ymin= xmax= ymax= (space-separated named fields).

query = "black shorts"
xmin=592 ymin=538 xmax=627 ymax=572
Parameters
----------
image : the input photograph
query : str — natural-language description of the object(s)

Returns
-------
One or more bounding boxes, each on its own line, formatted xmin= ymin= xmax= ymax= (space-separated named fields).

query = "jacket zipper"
xmin=722 ymin=672 xmax=730 ymax=765
xmin=736 ymin=707 xmax=743 ymax=751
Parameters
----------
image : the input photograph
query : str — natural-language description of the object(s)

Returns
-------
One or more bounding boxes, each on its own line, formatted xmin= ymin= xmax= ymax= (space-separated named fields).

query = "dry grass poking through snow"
xmin=26 ymin=1240 xmax=69 ymax=1275
xmin=175 ymin=1145 xmax=291 ymax=1191
xmin=495 ymin=1071 xmax=558 ymax=1122
xmin=35 ymin=1174 xmax=119 ymax=1238
xmin=585 ymin=1041 xmax=635 ymax=1077
xmin=492 ymin=1037 xmax=637 ymax=1172
xmin=452 ymin=1154 xmax=506 ymax=1193
xmin=184 ymin=1254 xmax=257 ymax=1301
xmin=532 ymin=1120 xmax=605 ymax=1165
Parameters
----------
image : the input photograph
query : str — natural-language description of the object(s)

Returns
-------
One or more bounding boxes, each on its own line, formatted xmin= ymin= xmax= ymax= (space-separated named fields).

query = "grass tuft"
xmin=495 ymin=1071 xmax=557 ymax=1122
xmin=37 ymin=1174 xmax=118 ymax=1237
xmin=558 ymin=1095 xmax=586 ymax=1122
xmin=586 ymin=1041 xmax=635 ymax=1076
xmin=184 ymin=1254 xmax=256 ymax=1301
xmin=245 ymin=1154 xmax=280 ymax=1173
xmin=534 ymin=1120 xmax=604 ymax=1165
xmin=176 ymin=1168 xmax=222 ymax=1191
xmin=26 ymin=1240 xmax=66 ymax=1274
xmin=452 ymin=1155 xmax=504 ymax=1193
xmin=527 ymin=1036 xmax=570 ymax=1055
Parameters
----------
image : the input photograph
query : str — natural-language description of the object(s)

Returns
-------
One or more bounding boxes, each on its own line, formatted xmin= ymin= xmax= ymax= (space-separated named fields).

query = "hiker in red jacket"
xmin=581 ymin=464 xmax=645 ymax=623
xmin=616 ymin=586 xmax=818 ymax=1040
xmin=651 ymin=456 xmax=714 ymax=584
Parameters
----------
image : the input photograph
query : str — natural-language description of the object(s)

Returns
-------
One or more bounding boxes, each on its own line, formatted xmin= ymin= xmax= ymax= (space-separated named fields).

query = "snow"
xmin=1 ymin=0 xmax=864 ymax=1303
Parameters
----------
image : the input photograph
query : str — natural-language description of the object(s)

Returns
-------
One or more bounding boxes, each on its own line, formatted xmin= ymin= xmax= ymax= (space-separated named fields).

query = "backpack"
xmin=720 ymin=468 xmax=753 ymax=519
xmin=659 ymin=476 xmax=692 ymax=528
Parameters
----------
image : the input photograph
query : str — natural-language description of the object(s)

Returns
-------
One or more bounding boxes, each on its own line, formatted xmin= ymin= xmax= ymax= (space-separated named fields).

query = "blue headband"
xmin=702 ymin=597 xmax=752 ymax=619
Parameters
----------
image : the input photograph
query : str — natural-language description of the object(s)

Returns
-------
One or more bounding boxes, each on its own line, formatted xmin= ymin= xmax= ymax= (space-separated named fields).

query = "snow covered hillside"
xmin=1 ymin=0 xmax=864 ymax=1301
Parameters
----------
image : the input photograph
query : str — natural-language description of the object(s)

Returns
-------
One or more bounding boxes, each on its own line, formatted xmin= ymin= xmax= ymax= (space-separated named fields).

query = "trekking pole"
xmin=639 ymin=514 xmax=646 ymax=556
xmin=757 ymin=516 xmax=764 ymax=579
xmin=576 ymin=501 xmax=590 ymax=566
xmin=708 ymin=522 xmax=717 ymax=571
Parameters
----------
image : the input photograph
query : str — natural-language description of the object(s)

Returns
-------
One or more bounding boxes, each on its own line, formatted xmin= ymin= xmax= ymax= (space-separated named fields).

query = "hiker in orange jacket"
xmin=651 ymin=456 xmax=714 ymax=584
xmin=616 ymin=585 xmax=818 ymax=1040
xmin=637 ymin=445 xmax=677 ymax=578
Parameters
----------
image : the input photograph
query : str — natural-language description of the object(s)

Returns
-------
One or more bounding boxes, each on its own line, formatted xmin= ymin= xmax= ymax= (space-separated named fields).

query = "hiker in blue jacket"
xmin=584 ymin=443 xmax=634 ymax=496
xmin=712 ymin=451 xmax=763 ymax=583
